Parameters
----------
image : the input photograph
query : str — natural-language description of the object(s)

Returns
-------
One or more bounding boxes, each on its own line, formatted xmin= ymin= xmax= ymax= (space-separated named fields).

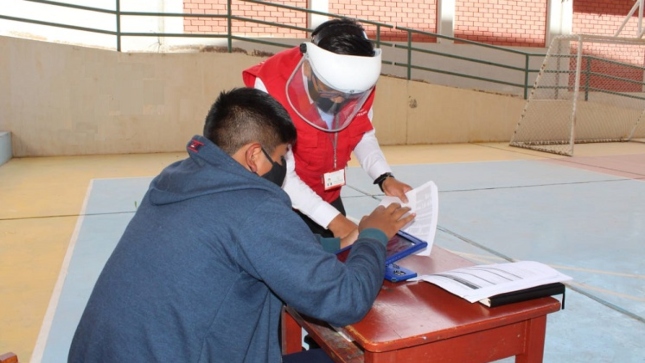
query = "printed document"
xmin=379 ymin=180 xmax=439 ymax=256
xmin=417 ymin=261 xmax=572 ymax=303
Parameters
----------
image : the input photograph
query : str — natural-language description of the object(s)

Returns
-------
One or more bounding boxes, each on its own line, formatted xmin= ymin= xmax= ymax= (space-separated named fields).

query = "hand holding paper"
xmin=378 ymin=180 xmax=439 ymax=256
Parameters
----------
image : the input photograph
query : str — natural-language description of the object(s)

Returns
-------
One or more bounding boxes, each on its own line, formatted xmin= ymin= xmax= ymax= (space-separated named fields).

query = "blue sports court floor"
xmin=1 ymin=142 xmax=644 ymax=362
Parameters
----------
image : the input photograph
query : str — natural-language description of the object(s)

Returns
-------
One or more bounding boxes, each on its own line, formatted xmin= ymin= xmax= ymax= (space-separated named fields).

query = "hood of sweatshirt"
xmin=148 ymin=135 xmax=289 ymax=207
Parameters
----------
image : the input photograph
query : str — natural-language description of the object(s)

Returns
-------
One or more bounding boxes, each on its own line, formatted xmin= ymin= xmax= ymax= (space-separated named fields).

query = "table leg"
xmin=516 ymin=316 xmax=547 ymax=363
xmin=281 ymin=308 xmax=303 ymax=355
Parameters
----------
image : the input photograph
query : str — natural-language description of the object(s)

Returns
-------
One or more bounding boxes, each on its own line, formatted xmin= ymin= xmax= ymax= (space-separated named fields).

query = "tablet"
xmin=335 ymin=230 xmax=428 ymax=265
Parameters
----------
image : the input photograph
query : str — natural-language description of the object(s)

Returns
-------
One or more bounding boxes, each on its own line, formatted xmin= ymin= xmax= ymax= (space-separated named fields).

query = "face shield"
xmin=286 ymin=42 xmax=382 ymax=132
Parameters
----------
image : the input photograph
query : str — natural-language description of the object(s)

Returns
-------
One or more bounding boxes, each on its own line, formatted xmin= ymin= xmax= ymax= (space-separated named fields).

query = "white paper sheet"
xmin=417 ymin=261 xmax=573 ymax=303
xmin=379 ymin=180 xmax=439 ymax=256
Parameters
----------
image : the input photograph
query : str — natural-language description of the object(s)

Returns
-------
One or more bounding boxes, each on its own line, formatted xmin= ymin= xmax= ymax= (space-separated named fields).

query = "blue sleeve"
xmin=317 ymin=235 xmax=340 ymax=253
xmin=234 ymin=198 xmax=387 ymax=327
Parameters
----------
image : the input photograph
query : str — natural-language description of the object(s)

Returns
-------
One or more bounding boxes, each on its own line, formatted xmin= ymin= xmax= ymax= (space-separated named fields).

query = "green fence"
xmin=0 ymin=0 xmax=547 ymax=99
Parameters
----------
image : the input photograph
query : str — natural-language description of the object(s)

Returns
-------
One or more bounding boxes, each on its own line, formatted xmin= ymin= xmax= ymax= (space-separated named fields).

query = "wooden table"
xmin=281 ymin=246 xmax=562 ymax=363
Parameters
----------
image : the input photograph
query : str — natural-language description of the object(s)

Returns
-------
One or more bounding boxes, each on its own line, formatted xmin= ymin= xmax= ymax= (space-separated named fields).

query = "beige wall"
xmin=1 ymin=35 xmax=526 ymax=157
xmin=372 ymin=78 xmax=526 ymax=145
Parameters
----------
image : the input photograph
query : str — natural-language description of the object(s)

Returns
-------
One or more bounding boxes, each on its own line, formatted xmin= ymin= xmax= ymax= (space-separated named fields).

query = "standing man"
xmin=68 ymin=88 xmax=414 ymax=363
xmin=243 ymin=18 xmax=413 ymax=241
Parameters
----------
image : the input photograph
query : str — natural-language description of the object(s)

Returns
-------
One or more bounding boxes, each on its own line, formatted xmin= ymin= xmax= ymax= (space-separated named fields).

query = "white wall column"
xmin=308 ymin=0 xmax=329 ymax=31
xmin=436 ymin=0 xmax=455 ymax=43
xmin=546 ymin=0 xmax=573 ymax=47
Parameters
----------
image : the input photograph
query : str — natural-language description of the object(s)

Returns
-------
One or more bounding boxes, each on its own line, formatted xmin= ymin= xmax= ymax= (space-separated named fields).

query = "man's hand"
xmin=381 ymin=177 xmax=413 ymax=204
xmin=339 ymin=228 xmax=359 ymax=249
xmin=328 ymin=214 xmax=359 ymax=239
xmin=359 ymin=203 xmax=415 ymax=240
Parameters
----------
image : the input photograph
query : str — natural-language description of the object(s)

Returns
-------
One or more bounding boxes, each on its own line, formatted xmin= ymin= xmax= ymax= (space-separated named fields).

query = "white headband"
xmin=303 ymin=42 xmax=382 ymax=94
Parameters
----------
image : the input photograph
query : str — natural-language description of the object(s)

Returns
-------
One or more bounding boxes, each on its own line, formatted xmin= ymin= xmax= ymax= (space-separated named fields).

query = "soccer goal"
xmin=510 ymin=34 xmax=645 ymax=156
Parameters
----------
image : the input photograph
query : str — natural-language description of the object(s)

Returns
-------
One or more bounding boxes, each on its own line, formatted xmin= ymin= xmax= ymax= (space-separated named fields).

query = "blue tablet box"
xmin=335 ymin=230 xmax=428 ymax=267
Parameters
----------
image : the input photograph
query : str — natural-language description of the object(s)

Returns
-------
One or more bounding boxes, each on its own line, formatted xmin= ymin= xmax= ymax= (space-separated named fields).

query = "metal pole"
xmin=615 ymin=0 xmax=640 ymax=37
xmin=375 ymin=24 xmax=381 ymax=48
xmin=570 ymin=35 xmax=584 ymax=156
xmin=584 ymin=56 xmax=590 ymax=101
xmin=639 ymin=0 xmax=644 ymax=38
xmin=524 ymin=54 xmax=529 ymax=99
xmin=227 ymin=0 xmax=232 ymax=53
xmin=115 ymin=0 xmax=121 ymax=51
xmin=407 ymin=31 xmax=412 ymax=80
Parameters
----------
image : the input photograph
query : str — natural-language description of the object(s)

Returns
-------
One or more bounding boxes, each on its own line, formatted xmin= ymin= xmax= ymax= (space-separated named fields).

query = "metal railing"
xmin=0 ymin=0 xmax=548 ymax=99
xmin=539 ymin=54 xmax=645 ymax=102
xmin=390 ymin=26 xmax=539 ymax=99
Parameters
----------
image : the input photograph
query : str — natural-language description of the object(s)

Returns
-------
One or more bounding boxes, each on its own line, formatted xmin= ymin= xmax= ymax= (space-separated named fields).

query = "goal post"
xmin=510 ymin=34 xmax=645 ymax=156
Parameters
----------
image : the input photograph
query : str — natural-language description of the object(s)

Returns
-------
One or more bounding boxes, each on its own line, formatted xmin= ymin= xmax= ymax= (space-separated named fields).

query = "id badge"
xmin=323 ymin=169 xmax=346 ymax=190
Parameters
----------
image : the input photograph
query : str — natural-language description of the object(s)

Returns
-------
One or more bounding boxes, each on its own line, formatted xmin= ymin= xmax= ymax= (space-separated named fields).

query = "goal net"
xmin=510 ymin=34 xmax=645 ymax=156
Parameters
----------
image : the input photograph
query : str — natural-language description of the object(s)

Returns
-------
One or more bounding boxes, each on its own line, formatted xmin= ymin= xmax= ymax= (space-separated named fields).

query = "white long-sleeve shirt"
xmin=254 ymin=78 xmax=392 ymax=228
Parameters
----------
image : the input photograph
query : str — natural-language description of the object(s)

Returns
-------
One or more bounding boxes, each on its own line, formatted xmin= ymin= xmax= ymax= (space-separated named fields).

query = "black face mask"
xmin=260 ymin=148 xmax=287 ymax=187
xmin=315 ymin=97 xmax=343 ymax=114
xmin=307 ymin=79 xmax=345 ymax=115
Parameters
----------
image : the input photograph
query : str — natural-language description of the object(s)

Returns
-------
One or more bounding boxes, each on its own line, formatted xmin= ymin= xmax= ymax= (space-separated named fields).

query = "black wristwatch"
xmin=373 ymin=172 xmax=394 ymax=192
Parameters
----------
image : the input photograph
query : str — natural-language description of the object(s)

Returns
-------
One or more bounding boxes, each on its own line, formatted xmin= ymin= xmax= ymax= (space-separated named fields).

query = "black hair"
xmin=203 ymin=88 xmax=297 ymax=155
xmin=310 ymin=18 xmax=375 ymax=57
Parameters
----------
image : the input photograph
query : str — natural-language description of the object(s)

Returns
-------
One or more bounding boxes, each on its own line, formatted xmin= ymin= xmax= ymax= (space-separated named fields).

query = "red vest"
xmin=243 ymin=47 xmax=375 ymax=203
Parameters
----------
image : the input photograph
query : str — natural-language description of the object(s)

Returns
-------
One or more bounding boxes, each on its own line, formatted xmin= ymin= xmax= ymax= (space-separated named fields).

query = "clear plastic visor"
xmin=285 ymin=58 xmax=373 ymax=132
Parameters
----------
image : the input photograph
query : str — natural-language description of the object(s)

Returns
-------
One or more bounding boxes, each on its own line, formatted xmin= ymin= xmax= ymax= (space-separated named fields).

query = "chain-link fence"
xmin=510 ymin=34 xmax=645 ymax=156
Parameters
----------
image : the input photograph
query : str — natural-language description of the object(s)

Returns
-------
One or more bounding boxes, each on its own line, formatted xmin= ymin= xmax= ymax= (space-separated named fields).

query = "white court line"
xmin=448 ymin=250 xmax=645 ymax=280
xmin=567 ymin=281 xmax=645 ymax=302
xmin=30 ymin=180 xmax=95 ymax=363
xmin=441 ymin=249 xmax=645 ymax=301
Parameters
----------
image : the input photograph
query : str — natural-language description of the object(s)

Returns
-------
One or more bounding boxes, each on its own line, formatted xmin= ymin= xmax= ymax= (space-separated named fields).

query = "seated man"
xmin=67 ymin=87 xmax=414 ymax=363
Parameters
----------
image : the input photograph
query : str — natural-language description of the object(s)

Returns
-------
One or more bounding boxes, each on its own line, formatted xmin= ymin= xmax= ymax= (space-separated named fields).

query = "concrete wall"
xmin=0 ymin=36 xmax=260 ymax=156
xmin=372 ymin=77 xmax=525 ymax=145
xmin=0 ymin=35 xmax=526 ymax=157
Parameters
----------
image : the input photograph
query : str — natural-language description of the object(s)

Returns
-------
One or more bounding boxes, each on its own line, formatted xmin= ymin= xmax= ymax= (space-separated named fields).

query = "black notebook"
xmin=480 ymin=282 xmax=566 ymax=308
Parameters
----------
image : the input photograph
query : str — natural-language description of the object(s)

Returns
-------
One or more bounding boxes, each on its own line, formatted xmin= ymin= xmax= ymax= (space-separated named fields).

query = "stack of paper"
xmin=417 ymin=261 xmax=572 ymax=306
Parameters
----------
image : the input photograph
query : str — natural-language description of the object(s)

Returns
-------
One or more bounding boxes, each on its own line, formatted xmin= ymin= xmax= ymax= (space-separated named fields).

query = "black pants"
xmin=294 ymin=197 xmax=346 ymax=238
